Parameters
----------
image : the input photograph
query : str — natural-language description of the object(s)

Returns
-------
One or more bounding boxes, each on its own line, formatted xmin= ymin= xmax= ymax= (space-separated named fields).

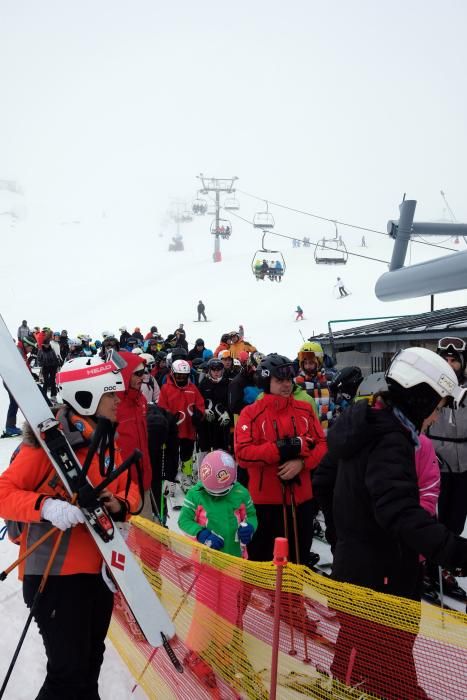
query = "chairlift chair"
xmin=210 ymin=218 xmax=232 ymax=239
xmin=314 ymin=237 xmax=348 ymax=264
xmin=181 ymin=210 xmax=193 ymax=223
xmin=251 ymin=232 xmax=286 ymax=282
xmin=253 ymin=201 xmax=275 ymax=229
xmin=192 ymin=196 xmax=207 ymax=215
xmin=224 ymin=196 xmax=240 ymax=211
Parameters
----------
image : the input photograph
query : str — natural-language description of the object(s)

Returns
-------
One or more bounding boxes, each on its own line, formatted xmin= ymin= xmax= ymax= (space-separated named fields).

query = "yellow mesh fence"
xmin=109 ymin=517 xmax=467 ymax=699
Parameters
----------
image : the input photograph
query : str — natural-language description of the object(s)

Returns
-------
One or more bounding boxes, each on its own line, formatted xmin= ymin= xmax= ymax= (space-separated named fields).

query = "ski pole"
xmin=160 ymin=444 xmax=166 ymax=526
xmin=280 ymin=481 xmax=296 ymax=656
xmin=0 ymin=498 xmax=74 ymax=699
xmin=438 ymin=565 xmax=445 ymax=628
xmin=0 ymin=526 xmax=58 ymax=581
xmin=289 ymin=485 xmax=311 ymax=663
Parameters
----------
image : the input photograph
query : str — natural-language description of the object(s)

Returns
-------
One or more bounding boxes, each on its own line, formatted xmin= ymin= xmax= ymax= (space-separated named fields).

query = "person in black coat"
xmin=197 ymin=300 xmax=207 ymax=322
xmin=313 ymin=347 xmax=467 ymax=700
xmin=187 ymin=338 xmax=205 ymax=362
xmin=146 ymin=403 xmax=179 ymax=523
xmin=37 ymin=339 xmax=60 ymax=400
xmin=197 ymin=359 xmax=231 ymax=453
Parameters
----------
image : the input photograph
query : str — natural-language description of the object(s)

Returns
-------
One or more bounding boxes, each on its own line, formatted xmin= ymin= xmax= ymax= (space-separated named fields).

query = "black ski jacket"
xmin=313 ymin=400 xmax=467 ymax=599
xmin=146 ymin=404 xmax=179 ymax=484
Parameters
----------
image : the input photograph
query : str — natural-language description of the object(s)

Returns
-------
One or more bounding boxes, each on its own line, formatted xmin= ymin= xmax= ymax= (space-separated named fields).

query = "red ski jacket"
xmin=158 ymin=374 xmax=204 ymax=440
xmin=235 ymin=393 xmax=327 ymax=505
xmin=116 ymin=352 xmax=152 ymax=490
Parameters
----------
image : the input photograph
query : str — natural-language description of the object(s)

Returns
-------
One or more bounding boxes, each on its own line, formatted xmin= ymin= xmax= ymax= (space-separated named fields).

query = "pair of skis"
xmin=0 ymin=315 xmax=178 ymax=667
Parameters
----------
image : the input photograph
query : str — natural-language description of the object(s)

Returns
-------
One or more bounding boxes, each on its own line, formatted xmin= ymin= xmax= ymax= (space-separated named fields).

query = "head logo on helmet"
xmin=56 ymin=355 xmax=125 ymax=416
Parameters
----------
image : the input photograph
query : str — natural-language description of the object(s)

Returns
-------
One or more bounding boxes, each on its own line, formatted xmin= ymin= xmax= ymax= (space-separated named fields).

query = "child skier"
xmin=178 ymin=449 xmax=257 ymax=557
xmin=178 ymin=450 xmax=261 ymax=698
xmin=295 ymin=305 xmax=304 ymax=321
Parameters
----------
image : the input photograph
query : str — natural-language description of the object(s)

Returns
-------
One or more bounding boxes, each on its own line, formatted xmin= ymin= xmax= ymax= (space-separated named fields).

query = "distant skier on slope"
xmin=295 ymin=305 xmax=304 ymax=321
xmin=335 ymin=277 xmax=349 ymax=297
xmin=197 ymin=300 xmax=207 ymax=322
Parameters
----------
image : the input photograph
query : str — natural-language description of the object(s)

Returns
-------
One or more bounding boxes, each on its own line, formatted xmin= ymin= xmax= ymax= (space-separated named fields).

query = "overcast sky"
xmin=1 ymin=0 xmax=466 ymax=228
xmin=0 ymin=0 xmax=466 ymax=341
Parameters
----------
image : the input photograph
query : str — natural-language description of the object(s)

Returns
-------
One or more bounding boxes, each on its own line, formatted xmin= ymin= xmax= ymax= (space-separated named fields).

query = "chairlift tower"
xmin=197 ymin=174 xmax=238 ymax=262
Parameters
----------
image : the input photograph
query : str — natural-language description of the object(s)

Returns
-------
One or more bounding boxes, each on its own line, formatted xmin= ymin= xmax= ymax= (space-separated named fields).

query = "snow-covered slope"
xmin=1 ymin=205 xmax=466 ymax=358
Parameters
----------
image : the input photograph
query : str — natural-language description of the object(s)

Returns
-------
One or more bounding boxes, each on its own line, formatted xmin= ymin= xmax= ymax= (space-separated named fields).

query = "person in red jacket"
xmin=235 ymin=353 xmax=327 ymax=565
xmin=158 ymin=359 xmax=205 ymax=492
xmin=116 ymin=351 xmax=153 ymax=519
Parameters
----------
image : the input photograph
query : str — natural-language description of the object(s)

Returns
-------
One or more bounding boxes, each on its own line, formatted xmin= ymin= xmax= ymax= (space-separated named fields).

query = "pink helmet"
xmin=199 ymin=450 xmax=237 ymax=495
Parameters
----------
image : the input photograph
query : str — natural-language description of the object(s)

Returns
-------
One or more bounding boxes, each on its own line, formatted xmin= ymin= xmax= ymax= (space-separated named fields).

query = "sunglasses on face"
xmin=133 ymin=369 xmax=145 ymax=377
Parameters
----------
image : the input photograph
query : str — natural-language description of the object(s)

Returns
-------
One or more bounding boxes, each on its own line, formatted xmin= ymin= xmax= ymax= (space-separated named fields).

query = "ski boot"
xmin=1 ymin=426 xmax=22 ymax=438
xmin=437 ymin=570 xmax=467 ymax=601
xmin=184 ymin=650 xmax=222 ymax=699
xmin=180 ymin=458 xmax=194 ymax=493
xmin=307 ymin=551 xmax=321 ymax=569
xmin=422 ymin=576 xmax=441 ymax=605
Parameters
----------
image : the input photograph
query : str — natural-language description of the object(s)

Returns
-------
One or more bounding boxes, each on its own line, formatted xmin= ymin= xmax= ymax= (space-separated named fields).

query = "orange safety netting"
xmin=109 ymin=517 xmax=467 ymax=699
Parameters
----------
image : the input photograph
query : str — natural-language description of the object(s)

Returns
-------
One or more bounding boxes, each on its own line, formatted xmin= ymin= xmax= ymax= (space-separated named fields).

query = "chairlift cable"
xmin=236 ymin=188 xmax=459 ymax=253
xmin=223 ymin=206 xmax=390 ymax=265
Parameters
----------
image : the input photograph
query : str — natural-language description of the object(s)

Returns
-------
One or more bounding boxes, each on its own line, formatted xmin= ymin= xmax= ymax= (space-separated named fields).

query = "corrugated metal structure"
xmin=311 ymin=306 xmax=467 ymax=374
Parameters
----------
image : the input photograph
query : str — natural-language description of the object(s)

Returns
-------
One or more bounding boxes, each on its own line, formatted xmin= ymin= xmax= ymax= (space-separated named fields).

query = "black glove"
xmin=276 ymin=437 xmax=302 ymax=463
xmin=191 ymin=406 xmax=203 ymax=429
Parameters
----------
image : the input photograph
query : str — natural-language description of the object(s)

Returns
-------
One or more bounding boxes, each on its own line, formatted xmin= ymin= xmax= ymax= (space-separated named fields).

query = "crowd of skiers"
xmin=2 ymin=320 xmax=467 ymax=699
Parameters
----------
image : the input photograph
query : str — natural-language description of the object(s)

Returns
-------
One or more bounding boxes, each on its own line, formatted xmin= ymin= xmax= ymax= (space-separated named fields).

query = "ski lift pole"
xmin=270 ymin=537 xmax=288 ymax=700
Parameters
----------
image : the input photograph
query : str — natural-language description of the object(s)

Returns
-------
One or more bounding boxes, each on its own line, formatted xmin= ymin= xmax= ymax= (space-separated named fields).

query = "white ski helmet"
xmin=139 ymin=353 xmax=155 ymax=366
xmin=132 ymin=347 xmax=143 ymax=355
xmin=386 ymin=347 xmax=465 ymax=404
xmin=68 ymin=337 xmax=82 ymax=349
xmin=172 ymin=359 xmax=190 ymax=375
xmin=57 ymin=354 xmax=126 ymax=416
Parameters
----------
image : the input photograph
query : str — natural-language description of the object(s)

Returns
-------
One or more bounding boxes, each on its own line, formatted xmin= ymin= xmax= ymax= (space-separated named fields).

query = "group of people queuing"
xmin=1 ymin=318 xmax=467 ymax=699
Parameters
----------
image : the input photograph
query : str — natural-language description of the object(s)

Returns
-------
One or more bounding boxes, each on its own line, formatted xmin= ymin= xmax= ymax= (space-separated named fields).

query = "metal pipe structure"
xmin=376 ymin=249 xmax=467 ymax=301
xmin=376 ymin=198 xmax=467 ymax=302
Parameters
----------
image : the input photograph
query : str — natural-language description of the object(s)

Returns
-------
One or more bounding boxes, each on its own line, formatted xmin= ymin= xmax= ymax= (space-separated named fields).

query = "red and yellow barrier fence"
xmin=109 ymin=517 xmax=467 ymax=699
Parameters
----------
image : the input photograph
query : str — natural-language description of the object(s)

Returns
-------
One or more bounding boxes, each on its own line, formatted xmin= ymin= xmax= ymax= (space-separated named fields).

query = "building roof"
xmin=311 ymin=305 xmax=467 ymax=346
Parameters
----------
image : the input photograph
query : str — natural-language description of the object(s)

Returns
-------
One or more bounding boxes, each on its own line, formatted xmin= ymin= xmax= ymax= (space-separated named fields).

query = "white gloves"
xmin=204 ymin=408 xmax=216 ymax=422
xmin=41 ymin=498 xmax=86 ymax=531
xmin=218 ymin=410 xmax=230 ymax=427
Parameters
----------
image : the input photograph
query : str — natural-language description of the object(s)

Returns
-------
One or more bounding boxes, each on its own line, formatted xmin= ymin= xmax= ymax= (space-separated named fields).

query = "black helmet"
xmin=329 ymin=366 xmax=363 ymax=401
xmin=195 ymin=338 xmax=205 ymax=346
xmin=356 ymin=372 xmax=388 ymax=402
xmin=192 ymin=357 xmax=206 ymax=370
xmin=154 ymin=350 xmax=168 ymax=364
xmin=255 ymin=353 xmax=296 ymax=393
xmin=171 ymin=347 xmax=188 ymax=362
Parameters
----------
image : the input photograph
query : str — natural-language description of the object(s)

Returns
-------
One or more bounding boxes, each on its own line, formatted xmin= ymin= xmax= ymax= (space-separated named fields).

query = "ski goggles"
xmin=209 ymin=361 xmax=224 ymax=371
xmin=272 ymin=363 xmax=296 ymax=380
xmin=107 ymin=349 xmax=127 ymax=372
xmin=438 ymin=337 xmax=466 ymax=352
xmin=133 ymin=368 xmax=145 ymax=377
